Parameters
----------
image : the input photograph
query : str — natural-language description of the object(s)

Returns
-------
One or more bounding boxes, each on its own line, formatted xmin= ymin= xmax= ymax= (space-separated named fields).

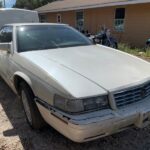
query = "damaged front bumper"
xmin=36 ymin=97 xmax=150 ymax=142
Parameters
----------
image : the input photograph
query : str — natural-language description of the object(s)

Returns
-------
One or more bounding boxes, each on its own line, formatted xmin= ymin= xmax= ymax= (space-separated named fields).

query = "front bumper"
xmin=36 ymin=97 xmax=150 ymax=142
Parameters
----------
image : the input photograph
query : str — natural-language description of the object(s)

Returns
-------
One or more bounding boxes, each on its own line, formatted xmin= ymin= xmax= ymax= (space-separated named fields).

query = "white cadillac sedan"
xmin=0 ymin=23 xmax=150 ymax=142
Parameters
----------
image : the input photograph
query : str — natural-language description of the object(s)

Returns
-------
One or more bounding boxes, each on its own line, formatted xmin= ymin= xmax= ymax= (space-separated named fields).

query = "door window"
xmin=0 ymin=26 xmax=13 ymax=43
xmin=57 ymin=14 xmax=62 ymax=23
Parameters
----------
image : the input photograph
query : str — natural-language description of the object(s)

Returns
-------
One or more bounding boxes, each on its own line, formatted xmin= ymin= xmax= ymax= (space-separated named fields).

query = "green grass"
xmin=118 ymin=43 xmax=150 ymax=58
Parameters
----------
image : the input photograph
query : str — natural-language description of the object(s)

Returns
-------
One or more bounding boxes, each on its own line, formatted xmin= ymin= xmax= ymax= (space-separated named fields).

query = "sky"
xmin=6 ymin=0 xmax=16 ymax=7
xmin=1 ymin=0 xmax=16 ymax=8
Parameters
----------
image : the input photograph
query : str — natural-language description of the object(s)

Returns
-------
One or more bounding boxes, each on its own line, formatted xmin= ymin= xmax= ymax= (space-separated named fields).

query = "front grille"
xmin=114 ymin=82 xmax=150 ymax=107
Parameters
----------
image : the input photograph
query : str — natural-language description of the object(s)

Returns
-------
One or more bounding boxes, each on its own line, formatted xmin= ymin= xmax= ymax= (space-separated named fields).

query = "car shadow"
xmin=0 ymin=77 xmax=150 ymax=150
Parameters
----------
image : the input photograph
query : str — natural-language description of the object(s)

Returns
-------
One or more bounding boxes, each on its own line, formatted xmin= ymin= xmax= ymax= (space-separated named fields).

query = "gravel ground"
xmin=1 ymin=76 xmax=150 ymax=150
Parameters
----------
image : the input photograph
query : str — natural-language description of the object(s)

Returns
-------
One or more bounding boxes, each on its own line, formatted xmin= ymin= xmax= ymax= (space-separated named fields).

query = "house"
xmin=36 ymin=0 xmax=150 ymax=47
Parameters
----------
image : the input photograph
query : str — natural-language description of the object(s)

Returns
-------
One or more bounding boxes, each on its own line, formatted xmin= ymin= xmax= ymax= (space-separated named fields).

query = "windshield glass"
xmin=17 ymin=25 xmax=92 ymax=52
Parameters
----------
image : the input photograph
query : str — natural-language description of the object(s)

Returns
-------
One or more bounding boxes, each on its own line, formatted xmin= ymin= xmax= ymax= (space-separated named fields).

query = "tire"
xmin=146 ymin=43 xmax=150 ymax=48
xmin=113 ymin=42 xmax=118 ymax=49
xmin=20 ymin=82 xmax=46 ymax=129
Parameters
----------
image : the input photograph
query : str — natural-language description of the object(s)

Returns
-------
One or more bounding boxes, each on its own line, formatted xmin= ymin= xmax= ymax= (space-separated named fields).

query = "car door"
xmin=0 ymin=26 xmax=13 ymax=83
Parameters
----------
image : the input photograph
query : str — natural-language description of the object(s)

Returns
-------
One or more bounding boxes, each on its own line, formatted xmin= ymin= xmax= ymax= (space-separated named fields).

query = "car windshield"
xmin=17 ymin=25 xmax=92 ymax=52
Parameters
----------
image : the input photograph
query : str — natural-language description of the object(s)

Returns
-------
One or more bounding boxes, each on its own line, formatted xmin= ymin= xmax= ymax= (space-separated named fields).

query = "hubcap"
xmin=21 ymin=90 xmax=32 ymax=124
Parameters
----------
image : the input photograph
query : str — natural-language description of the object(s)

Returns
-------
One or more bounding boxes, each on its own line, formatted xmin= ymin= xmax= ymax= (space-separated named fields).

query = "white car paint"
xmin=20 ymin=45 xmax=150 ymax=93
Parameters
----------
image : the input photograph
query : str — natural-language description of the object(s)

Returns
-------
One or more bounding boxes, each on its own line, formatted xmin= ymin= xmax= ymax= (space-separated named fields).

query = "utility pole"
xmin=3 ymin=0 xmax=5 ymax=8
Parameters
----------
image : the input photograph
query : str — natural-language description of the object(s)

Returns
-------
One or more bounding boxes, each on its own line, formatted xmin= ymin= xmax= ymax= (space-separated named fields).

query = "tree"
xmin=0 ymin=1 xmax=3 ymax=8
xmin=13 ymin=0 xmax=56 ymax=10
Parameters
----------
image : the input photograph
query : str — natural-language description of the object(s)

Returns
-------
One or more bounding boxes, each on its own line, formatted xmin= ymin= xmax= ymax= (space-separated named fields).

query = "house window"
xmin=76 ymin=11 xmax=84 ymax=31
xmin=57 ymin=14 xmax=62 ymax=23
xmin=115 ymin=8 xmax=125 ymax=32
xmin=39 ymin=14 xmax=47 ymax=23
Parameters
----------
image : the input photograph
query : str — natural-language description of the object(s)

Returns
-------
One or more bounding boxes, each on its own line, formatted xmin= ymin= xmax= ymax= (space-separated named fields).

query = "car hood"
xmin=20 ymin=45 xmax=150 ymax=92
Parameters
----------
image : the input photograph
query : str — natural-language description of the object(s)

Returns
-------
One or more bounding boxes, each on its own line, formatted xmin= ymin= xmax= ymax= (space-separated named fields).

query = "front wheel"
xmin=20 ymin=82 xmax=46 ymax=129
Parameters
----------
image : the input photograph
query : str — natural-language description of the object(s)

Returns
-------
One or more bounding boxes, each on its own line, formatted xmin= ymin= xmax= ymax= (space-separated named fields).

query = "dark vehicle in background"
xmin=81 ymin=27 xmax=118 ymax=49
xmin=146 ymin=38 xmax=150 ymax=48
xmin=92 ymin=28 xmax=118 ymax=49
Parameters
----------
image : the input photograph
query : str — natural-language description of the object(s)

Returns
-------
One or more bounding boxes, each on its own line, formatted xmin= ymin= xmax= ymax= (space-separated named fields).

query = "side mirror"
xmin=0 ymin=43 xmax=12 ymax=53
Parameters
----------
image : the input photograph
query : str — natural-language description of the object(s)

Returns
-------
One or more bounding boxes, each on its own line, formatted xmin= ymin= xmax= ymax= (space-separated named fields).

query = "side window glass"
xmin=0 ymin=26 xmax=13 ymax=43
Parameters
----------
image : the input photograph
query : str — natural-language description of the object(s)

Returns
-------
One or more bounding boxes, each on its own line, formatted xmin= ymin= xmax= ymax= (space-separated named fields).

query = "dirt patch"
xmin=1 ymin=77 xmax=150 ymax=150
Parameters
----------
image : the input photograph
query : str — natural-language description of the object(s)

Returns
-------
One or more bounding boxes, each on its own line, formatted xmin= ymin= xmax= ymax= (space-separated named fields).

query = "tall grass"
xmin=118 ymin=43 xmax=150 ymax=58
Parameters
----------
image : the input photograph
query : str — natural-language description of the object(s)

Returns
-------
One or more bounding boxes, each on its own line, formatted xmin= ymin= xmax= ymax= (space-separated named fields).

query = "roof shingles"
xmin=36 ymin=0 xmax=150 ymax=13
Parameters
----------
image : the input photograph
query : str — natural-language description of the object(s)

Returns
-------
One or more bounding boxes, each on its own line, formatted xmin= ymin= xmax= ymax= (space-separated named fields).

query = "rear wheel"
xmin=20 ymin=82 xmax=46 ymax=129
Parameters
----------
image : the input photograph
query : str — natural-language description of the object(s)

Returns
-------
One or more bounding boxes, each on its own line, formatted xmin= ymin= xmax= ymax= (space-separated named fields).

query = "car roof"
xmin=5 ymin=23 xmax=67 ymax=27
xmin=0 ymin=8 xmax=37 ymax=13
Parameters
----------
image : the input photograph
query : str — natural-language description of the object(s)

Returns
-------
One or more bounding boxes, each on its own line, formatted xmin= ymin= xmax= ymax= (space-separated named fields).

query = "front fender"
xmin=13 ymin=71 xmax=32 ymax=88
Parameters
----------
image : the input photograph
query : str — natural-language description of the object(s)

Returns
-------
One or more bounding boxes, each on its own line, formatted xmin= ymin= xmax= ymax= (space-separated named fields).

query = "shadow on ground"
xmin=1 ymin=77 xmax=150 ymax=150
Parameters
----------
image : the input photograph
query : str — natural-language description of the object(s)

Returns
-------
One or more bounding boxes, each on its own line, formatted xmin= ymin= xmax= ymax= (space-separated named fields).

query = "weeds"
xmin=118 ymin=43 xmax=150 ymax=58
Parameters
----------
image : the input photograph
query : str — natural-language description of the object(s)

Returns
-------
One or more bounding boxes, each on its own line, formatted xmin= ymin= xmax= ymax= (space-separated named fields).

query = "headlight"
xmin=54 ymin=95 xmax=109 ymax=114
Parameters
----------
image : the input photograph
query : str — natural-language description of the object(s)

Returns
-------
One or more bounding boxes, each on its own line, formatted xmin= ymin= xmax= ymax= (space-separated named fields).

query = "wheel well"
xmin=14 ymin=75 xmax=33 ymax=96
